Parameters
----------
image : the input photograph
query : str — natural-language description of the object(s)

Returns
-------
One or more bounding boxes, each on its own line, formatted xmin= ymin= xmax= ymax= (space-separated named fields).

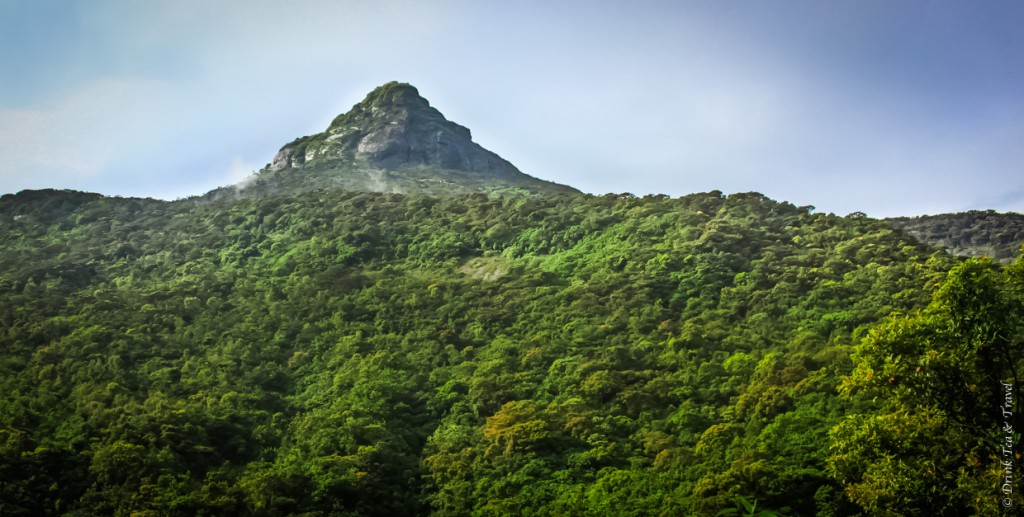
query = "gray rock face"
xmin=269 ymin=146 xmax=300 ymax=171
xmin=270 ymin=82 xmax=518 ymax=177
xmin=240 ymin=82 xmax=578 ymax=197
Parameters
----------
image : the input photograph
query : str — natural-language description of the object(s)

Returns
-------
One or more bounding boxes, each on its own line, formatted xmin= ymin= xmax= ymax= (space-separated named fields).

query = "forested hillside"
xmin=1 ymin=188 xmax=1021 ymax=515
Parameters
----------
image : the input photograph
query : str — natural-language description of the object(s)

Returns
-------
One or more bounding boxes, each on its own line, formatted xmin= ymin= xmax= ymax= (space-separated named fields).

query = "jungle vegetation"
xmin=1 ymin=188 xmax=1022 ymax=515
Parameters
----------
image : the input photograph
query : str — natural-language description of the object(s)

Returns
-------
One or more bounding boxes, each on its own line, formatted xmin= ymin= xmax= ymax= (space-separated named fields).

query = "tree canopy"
xmin=1 ymin=188 xmax=1020 ymax=515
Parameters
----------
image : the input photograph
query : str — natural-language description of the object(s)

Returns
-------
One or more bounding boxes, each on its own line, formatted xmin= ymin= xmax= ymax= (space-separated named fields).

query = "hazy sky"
xmin=1 ymin=1 xmax=1021 ymax=217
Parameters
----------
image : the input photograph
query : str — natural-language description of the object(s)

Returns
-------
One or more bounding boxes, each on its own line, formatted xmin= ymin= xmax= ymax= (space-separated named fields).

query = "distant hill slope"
xmin=203 ymin=82 xmax=578 ymax=200
xmin=886 ymin=210 xmax=1024 ymax=263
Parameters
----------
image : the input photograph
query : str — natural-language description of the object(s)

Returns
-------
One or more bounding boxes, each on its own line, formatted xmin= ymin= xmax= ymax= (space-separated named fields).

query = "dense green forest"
xmin=1 ymin=188 xmax=1022 ymax=515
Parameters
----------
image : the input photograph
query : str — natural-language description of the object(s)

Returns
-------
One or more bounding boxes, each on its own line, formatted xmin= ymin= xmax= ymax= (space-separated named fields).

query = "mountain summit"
xmin=215 ymin=82 xmax=577 ymax=198
xmin=271 ymin=82 xmax=519 ymax=176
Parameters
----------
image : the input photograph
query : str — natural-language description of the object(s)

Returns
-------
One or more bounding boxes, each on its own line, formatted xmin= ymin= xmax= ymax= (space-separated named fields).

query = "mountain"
xmin=886 ymin=210 xmax=1024 ymax=263
xmin=3 ymin=83 xmax=1024 ymax=515
xmin=204 ymin=82 xmax=578 ymax=199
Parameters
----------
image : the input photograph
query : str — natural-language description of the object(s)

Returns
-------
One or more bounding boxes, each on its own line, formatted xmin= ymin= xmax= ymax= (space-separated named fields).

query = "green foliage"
xmin=716 ymin=495 xmax=783 ymax=516
xmin=830 ymin=256 xmax=1024 ymax=515
xmin=0 ymin=187 xmax=989 ymax=515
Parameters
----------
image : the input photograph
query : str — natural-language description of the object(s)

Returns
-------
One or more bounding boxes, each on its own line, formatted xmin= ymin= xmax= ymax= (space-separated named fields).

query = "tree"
xmin=829 ymin=256 xmax=1024 ymax=514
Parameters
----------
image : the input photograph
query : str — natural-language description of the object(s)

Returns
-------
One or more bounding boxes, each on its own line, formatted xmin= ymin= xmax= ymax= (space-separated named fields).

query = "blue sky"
xmin=1 ymin=0 xmax=1021 ymax=217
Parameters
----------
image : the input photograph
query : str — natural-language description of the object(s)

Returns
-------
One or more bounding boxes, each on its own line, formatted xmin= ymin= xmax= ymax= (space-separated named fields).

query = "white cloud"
xmin=0 ymin=78 xmax=172 ymax=193
xmin=0 ymin=107 xmax=99 ymax=176
xmin=226 ymin=156 xmax=258 ymax=189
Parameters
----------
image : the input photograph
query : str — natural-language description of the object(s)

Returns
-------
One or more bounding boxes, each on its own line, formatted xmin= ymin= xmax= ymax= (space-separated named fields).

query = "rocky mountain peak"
xmin=221 ymin=82 xmax=578 ymax=199
xmin=269 ymin=81 xmax=497 ymax=173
